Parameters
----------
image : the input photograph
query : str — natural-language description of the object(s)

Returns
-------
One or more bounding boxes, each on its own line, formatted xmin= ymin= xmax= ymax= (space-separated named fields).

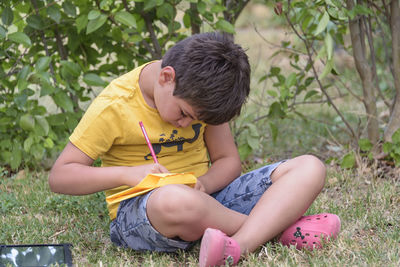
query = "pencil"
xmin=139 ymin=121 xmax=159 ymax=164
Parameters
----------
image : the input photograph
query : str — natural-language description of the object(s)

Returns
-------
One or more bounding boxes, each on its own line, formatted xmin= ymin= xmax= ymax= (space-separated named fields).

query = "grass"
xmin=1 ymin=165 xmax=399 ymax=266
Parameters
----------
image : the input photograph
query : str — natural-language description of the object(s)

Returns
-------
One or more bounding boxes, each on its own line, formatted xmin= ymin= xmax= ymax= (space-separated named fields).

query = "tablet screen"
xmin=0 ymin=244 xmax=72 ymax=267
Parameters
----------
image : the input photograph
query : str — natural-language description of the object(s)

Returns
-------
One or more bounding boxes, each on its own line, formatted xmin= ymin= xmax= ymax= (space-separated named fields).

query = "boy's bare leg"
xmin=147 ymin=154 xmax=325 ymax=253
xmin=147 ymin=184 xmax=247 ymax=241
xmin=232 ymin=155 xmax=326 ymax=253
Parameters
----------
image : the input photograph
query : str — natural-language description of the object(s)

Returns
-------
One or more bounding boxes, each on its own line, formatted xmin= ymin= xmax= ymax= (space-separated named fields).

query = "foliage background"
xmin=2 ymin=0 xmax=400 ymax=172
xmin=0 ymin=0 xmax=245 ymax=171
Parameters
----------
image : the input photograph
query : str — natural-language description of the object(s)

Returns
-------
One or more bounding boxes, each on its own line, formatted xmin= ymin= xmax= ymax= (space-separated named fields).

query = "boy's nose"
xmin=178 ymin=117 xmax=193 ymax=128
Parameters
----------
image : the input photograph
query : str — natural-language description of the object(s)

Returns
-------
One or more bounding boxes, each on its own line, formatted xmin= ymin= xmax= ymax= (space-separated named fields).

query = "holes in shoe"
xmin=305 ymin=233 xmax=310 ymax=236
xmin=314 ymin=235 xmax=319 ymax=237
xmin=324 ymin=215 xmax=328 ymax=218
xmin=316 ymin=217 xmax=320 ymax=220
xmin=302 ymin=241 xmax=307 ymax=244
xmin=313 ymin=242 xmax=316 ymax=244
xmin=225 ymin=256 xmax=234 ymax=265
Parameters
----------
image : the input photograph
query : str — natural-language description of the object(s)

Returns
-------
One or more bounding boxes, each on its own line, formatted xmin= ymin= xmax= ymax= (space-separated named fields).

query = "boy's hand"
xmin=194 ymin=179 xmax=207 ymax=193
xmin=123 ymin=163 xmax=169 ymax=187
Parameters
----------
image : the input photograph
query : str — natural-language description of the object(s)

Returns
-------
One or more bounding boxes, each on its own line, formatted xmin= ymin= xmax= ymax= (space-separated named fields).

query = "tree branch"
xmin=384 ymin=0 xmax=400 ymax=141
xmin=31 ymin=0 xmax=57 ymax=85
xmin=347 ymin=0 xmax=379 ymax=145
xmin=285 ymin=5 xmax=357 ymax=141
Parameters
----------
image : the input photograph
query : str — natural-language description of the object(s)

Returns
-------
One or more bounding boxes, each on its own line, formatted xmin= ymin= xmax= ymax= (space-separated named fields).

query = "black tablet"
xmin=0 ymin=243 xmax=73 ymax=267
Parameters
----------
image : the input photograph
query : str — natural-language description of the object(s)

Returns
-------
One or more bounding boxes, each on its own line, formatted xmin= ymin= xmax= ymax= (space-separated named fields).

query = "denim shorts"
xmin=110 ymin=161 xmax=283 ymax=252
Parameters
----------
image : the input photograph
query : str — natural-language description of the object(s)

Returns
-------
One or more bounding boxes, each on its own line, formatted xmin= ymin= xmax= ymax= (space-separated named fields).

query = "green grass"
xmin=1 ymin=167 xmax=399 ymax=266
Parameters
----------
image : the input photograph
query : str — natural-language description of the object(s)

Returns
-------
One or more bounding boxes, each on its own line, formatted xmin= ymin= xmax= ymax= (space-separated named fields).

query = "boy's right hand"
xmin=123 ymin=163 xmax=169 ymax=187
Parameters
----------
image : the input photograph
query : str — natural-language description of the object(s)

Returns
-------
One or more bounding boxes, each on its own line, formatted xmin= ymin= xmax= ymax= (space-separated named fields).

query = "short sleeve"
xmin=69 ymin=96 xmax=124 ymax=160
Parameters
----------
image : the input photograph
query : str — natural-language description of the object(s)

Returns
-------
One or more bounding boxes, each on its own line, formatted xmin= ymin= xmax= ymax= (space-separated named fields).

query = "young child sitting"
xmin=49 ymin=32 xmax=340 ymax=266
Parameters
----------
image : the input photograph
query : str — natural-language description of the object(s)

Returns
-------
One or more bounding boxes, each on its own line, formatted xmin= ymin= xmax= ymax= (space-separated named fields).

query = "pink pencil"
xmin=139 ymin=121 xmax=159 ymax=164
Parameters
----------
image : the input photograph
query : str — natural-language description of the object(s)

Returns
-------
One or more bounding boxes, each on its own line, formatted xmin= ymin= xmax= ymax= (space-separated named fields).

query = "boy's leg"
xmin=147 ymin=184 xmax=247 ymax=241
xmin=145 ymin=154 xmax=324 ymax=253
xmin=231 ymin=154 xmax=326 ymax=253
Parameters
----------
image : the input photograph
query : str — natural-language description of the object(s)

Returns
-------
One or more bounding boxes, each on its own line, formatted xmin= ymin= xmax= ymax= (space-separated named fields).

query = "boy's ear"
xmin=159 ymin=66 xmax=176 ymax=85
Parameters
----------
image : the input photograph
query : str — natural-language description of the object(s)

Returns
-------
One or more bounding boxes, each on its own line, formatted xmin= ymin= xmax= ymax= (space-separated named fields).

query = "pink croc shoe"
xmin=279 ymin=213 xmax=341 ymax=250
xmin=199 ymin=228 xmax=241 ymax=267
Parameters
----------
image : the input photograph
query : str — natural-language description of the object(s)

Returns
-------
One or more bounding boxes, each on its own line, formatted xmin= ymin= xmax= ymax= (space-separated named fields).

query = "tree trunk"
xmin=384 ymin=0 xmax=400 ymax=141
xmin=346 ymin=0 xmax=380 ymax=145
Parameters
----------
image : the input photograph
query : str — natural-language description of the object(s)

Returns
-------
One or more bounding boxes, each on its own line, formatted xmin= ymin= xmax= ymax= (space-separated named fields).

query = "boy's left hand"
xmin=194 ymin=179 xmax=207 ymax=193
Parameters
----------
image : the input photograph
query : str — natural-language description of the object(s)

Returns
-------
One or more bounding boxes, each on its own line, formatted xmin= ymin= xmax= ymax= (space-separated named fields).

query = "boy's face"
xmin=154 ymin=80 xmax=198 ymax=128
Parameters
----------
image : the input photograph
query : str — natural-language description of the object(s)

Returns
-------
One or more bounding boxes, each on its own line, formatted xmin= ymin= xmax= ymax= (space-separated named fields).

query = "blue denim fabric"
xmin=110 ymin=161 xmax=284 ymax=252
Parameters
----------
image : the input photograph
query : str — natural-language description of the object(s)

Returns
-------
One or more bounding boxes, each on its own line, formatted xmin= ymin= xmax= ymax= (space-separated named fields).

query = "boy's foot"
xmin=279 ymin=213 xmax=341 ymax=250
xmin=199 ymin=228 xmax=241 ymax=267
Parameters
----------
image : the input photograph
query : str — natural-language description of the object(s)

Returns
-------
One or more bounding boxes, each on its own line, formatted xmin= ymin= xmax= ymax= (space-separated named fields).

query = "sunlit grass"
xmin=1 ymin=166 xmax=399 ymax=266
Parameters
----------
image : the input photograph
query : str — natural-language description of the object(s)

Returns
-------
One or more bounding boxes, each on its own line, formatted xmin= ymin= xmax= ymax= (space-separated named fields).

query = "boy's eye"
xmin=181 ymin=111 xmax=186 ymax=117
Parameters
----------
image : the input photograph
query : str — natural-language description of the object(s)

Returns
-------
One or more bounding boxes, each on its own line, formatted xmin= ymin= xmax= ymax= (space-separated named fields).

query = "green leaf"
xmin=211 ymin=4 xmax=226 ymax=13
xmin=88 ymin=10 xmax=101 ymax=20
xmin=156 ymin=3 xmax=174 ymax=19
xmin=47 ymin=5 xmax=61 ymax=24
xmin=35 ymin=56 xmax=51 ymax=72
xmin=17 ymin=65 xmax=30 ymax=80
xmin=304 ymin=90 xmax=319 ymax=100
xmin=40 ymin=83 xmax=56 ymax=97
xmin=86 ymin=14 xmax=107 ymax=34
xmin=24 ymin=136 xmax=34 ymax=152
xmin=238 ymin=143 xmax=252 ymax=161
xmin=267 ymin=90 xmax=278 ymax=97
xmin=35 ymin=116 xmax=50 ymax=136
xmin=8 ymin=32 xmax=32 ymax=47
xmin=183 ymin=13 xmax=191 ymax=28
xmin=44 ymin=137 xmax=54 ymax=148
xmin=341 ymin=152 xmax=356 ymax=169
xmin=53 ymin=91 xmax=74 ymax=112
xmin=215 ymin=19 xmax=235 ymax=34
xmin=325 ymin=32 xmax=334 ymax=60
xmin=83 ymin=73 xmax=107 ymax=87
xmin=319 ymin=58 xmax=333 ymax=80
xmin=63 ymin=1 xmax=77 ymax=17
xmin=10 ymin=148 xmax=22 ymax=170
xmin=358 ymin=138 xmax=372 ymax=152
xmin=27 ymin=14 xmax=45 ymax=30
xmin=31 ymin=144 xmax=44 ymax=161
xmin=270 ymin=67 xmax=281 ymax=76
xmin=269 ymin=122 xmax=278 ymax=143
xmin=76 ymin=15 xmax=88 ymax=34
xmin=1 ymin=6 xmax=13 ymax=26
xmin=392 ymin=128 xmax=400 ymax=144
xmin=315 ymin=11 xmax=330 ymax=36
xmin=383 ymin=142 xmax=392 ymax=154
xmin=127 ymin=34 xmax=142 ymax=43
xmin=115 ymin=11 xmax=137 ymax=27
xmin=144 ymin=0 xmax=158 ymax=11
xmin=285 ymin=73 xmax=297 ymax=88
xmin=246 ymin=135 xmax=259 ymax=150
xmin=60 ymin=60 xmax=81 ymax=78
xmin=20 ymin=114 xmax=35 ymax=131
xmin=268 ymin=102 xmax=285 ymax=119
xmin=197 ymin=1 xmax=206 ymax=14
xmin=0 ymin=25 xmax=6 ymax=39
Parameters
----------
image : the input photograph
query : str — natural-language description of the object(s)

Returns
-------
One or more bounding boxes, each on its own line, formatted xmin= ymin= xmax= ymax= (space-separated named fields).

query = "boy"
xmin=49 ymin=32 xmax=340 ymax=266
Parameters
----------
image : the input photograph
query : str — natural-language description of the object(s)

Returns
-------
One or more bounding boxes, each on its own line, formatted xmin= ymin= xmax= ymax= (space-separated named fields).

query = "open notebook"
xmin=106 ymin=173 xmax=197 ymax=205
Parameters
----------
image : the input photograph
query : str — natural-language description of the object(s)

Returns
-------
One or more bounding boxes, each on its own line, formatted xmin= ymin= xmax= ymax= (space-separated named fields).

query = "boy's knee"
xmin=148 ymin=185 xmax=204 ymax=224
xmin=298 ymin=155 xmax=326 ymax=189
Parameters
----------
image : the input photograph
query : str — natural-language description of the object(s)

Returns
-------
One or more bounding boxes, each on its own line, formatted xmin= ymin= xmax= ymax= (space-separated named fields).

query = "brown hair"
xmin=161 ymin=32 xmax=250 ymax=125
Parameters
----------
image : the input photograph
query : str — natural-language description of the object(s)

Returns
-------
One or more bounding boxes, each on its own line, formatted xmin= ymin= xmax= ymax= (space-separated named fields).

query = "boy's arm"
xmin=196 ymin=123 xmax=242 ymax=194
xmin=49 ymin=142 xmax=168 ymax=195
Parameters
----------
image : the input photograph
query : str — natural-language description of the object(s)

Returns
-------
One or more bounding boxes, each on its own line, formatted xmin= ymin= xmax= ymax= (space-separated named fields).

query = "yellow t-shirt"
xmin=69 ymin=63 xmax=209 ymax=220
